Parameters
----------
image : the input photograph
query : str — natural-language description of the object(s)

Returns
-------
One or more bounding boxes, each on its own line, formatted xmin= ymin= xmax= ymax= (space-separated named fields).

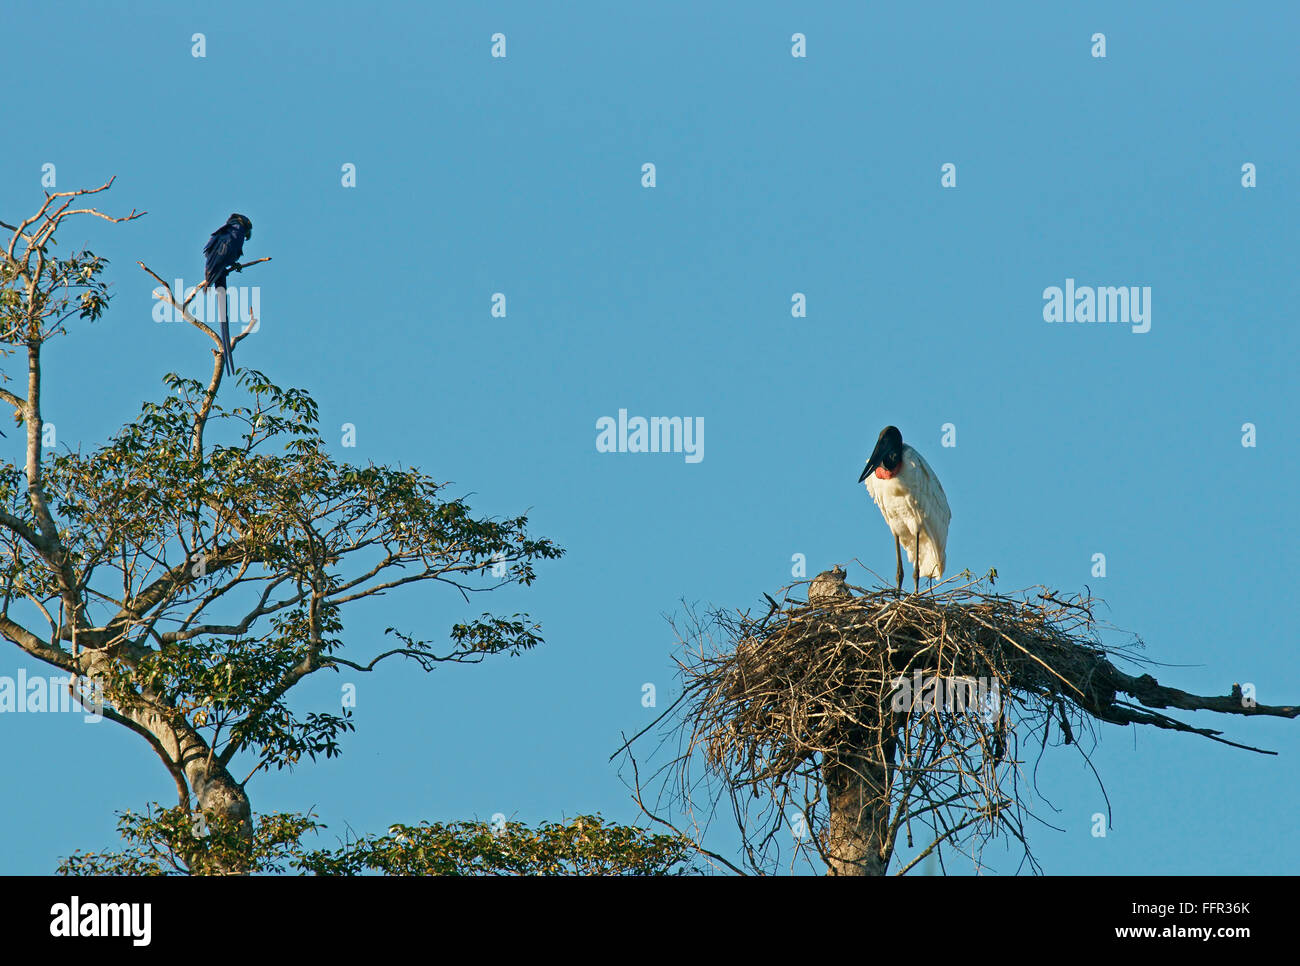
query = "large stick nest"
xmin=625 ymin=574 xmax=1295 ymax=874
xmin=704 ymin=582 xmax=1115 ymax=782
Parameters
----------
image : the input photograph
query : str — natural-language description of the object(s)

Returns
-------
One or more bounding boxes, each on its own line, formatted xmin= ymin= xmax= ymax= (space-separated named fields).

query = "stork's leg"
xmin=894 ymin=536 xmax=903 ymax=591
xmin=913 ymin=533 xmax=920 ymax=594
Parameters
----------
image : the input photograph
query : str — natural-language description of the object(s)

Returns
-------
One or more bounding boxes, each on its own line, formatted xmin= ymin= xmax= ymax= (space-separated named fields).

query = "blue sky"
xmin=1 ymin=1 xmax=1296 ymax=874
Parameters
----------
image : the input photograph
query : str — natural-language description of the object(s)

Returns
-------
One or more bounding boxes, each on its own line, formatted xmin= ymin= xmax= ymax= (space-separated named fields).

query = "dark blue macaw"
xmin=202 ymin=213 xmax=253 ymax=376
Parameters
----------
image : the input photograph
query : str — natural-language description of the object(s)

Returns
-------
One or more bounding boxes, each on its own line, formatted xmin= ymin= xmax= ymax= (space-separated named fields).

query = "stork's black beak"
xmin=859 ymin=436 xmax=888 ymax=482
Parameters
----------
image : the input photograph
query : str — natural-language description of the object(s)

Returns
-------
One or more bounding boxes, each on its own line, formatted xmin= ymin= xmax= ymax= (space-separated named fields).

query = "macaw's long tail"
xmin=216 ymin=283 xmax=235 ymax=377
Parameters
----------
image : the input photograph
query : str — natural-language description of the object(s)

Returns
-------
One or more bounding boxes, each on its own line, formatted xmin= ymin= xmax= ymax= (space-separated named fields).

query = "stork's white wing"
xmin=902 ymin=445 xmax=951 ymax=576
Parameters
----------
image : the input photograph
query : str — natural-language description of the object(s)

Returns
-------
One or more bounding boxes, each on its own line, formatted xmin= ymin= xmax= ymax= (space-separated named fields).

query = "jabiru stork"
xmin=858 ymin=425 xmax=951 ymax=593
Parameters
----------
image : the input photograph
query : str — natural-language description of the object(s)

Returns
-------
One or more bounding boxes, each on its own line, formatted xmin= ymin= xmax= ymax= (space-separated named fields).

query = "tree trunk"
xmin=822 ymin=721 xmax=896 ymax=875
xmin=186 ymin=759 xmax=254 ymax=875
xmin=81 ymin=651 xmax=254 ymax=873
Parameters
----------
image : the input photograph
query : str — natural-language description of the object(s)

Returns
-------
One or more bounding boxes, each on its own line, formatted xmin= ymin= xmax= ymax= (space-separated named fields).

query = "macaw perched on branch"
xmin=202 ymin=213 xmax=253 ymax=376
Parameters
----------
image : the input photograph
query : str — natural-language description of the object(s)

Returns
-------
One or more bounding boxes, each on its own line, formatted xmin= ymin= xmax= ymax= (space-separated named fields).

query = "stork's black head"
xmin=228 ymin=213 xmax=253 ymax=240
xmin=858 ymin=425 xmax=903 ymax=483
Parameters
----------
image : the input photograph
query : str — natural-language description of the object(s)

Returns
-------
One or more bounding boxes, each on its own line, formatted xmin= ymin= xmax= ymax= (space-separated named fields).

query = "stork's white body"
xmin=863 ymin=444 xmax=951 ymax=579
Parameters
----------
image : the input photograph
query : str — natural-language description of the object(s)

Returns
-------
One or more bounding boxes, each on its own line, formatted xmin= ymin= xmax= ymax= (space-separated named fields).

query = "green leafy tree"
xmin=0 ymin=182 xmax=653 ymax=875
xmin=58 ymin=809 xmax=694 ymax=876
